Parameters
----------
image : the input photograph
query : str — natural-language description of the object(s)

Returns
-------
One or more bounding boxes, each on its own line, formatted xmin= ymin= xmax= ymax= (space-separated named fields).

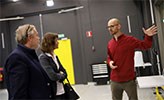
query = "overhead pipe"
xmin=58 ymin=6 xmax=84 ymax=14
xmin=0 ymin=16 xmax=24 ymax=22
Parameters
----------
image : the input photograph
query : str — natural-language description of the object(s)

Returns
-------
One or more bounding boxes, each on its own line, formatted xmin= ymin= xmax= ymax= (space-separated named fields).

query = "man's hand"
xmin=109 ymin=61 xmax=118 ymax=69
xmin=142 ymin=25 xmax=157 ymax=36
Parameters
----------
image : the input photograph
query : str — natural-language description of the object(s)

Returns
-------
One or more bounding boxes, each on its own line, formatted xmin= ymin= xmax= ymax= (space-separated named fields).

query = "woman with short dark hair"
xmin=39 ymin=32 xmax=67 ymax=100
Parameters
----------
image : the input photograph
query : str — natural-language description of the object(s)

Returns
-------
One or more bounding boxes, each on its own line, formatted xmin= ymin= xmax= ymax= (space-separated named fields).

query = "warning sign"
xmin=86 ymin=31 xmax=92 ymax=37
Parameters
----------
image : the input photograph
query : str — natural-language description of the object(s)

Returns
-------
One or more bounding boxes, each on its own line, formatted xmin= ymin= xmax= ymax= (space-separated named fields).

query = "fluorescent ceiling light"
xmin=12 ymin=0 xmax=19 ymax=2
xmin=46 ymin=0 xmax=54 ymax=7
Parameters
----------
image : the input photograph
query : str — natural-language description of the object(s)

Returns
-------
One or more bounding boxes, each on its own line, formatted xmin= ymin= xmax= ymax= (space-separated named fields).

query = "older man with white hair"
xmin=4 ymin=24 xmax=54 ymax=99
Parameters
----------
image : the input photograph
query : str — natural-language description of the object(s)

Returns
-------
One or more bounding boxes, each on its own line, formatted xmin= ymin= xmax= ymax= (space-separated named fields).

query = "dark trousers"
xmin=111 ymin=80 xmax=138 ymax=100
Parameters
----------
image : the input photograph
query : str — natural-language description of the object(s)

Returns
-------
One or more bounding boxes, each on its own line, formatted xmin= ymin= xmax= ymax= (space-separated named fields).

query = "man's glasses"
xmin=22 ymin=25 xmax=34 ymax=41
xmin=106 ymin=24 xmax=118 ymax=29
xmin=25 ymin=25 xmax=33 ymax=38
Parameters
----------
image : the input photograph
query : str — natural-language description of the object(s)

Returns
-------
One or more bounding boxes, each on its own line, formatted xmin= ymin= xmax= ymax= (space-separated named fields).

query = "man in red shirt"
xmin=107 ymin=18 xmax=157 ymax=100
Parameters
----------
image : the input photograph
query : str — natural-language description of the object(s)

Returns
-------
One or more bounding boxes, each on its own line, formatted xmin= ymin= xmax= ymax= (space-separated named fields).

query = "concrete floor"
xmin=0 ymin=82 xmax=158 ymax=100
xmin=74 ymin=84 xmax=156 ymax=100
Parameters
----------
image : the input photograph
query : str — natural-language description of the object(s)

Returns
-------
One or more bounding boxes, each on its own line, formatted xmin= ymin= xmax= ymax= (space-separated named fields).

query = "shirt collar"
xmin=45 ymin=53 xmax=56 ymax=58
xmin=113 ymin=34 xmax=125 ymax=41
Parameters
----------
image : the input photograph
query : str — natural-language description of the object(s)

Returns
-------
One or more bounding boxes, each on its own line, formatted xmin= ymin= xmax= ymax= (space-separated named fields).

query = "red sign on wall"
xmin=86 ymin=31 xmax=92 ymax=37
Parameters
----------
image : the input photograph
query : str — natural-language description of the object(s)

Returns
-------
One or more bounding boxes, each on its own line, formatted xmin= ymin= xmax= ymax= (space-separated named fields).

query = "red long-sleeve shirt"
xmin=107 ymin=34 xmax=152 ymax=82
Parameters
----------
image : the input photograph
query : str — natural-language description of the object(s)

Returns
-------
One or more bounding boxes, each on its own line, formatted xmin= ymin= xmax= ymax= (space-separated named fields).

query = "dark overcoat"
xmin=4 ymin=44 xmax=54 ymax=100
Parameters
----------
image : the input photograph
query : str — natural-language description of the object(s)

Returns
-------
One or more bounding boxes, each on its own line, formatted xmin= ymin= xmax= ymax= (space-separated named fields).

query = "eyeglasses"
xmin=22 ymin=25 xmax=34 ymax=41
xmin=25 ymin=25 xmax=33 ymax=37
xmin=106 ymin=24 xmax=118 ymax=29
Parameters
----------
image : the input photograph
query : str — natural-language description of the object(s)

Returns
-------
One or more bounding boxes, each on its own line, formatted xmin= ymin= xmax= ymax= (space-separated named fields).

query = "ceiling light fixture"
xmin=46 ymin=0 xmax=54 ymax=7
xmin=12 ymin=0 xmax=19 ymax=2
